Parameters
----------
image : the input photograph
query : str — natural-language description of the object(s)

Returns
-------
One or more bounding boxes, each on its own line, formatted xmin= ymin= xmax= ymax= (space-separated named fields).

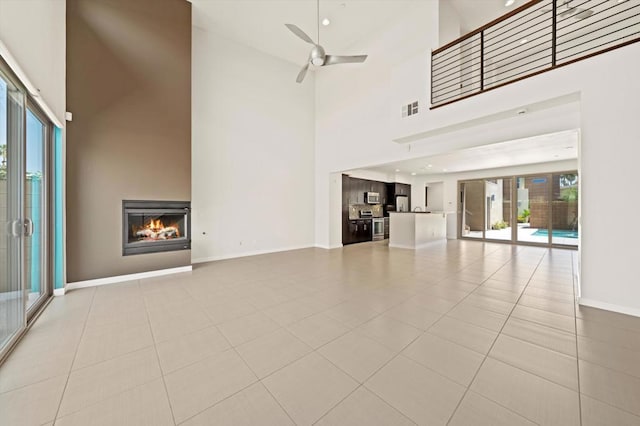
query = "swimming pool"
xmin=532 ymin=229 xmax=578 ymax=239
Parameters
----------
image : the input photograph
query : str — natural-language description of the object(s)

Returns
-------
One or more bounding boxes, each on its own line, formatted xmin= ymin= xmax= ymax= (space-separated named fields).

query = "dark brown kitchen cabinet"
xmin=344 ymin=220 xmax=371 ymax=244
xmin=342 ymin=175 xmax=388 ymax=244
xmin=395 ymin=183 xmax=410 ymax=196
xmin=355 ymin=220 xmax=372 ymax=242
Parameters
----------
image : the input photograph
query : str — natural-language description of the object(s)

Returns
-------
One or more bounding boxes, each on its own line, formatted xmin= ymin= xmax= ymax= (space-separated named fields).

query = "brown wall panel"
xmin=66 ymin=0 xmax=191 ymax=282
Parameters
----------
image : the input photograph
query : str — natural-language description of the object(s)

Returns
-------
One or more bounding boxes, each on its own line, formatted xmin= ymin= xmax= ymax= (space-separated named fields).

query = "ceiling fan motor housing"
xmin=310 ymin=44 xmax=326 ymax=66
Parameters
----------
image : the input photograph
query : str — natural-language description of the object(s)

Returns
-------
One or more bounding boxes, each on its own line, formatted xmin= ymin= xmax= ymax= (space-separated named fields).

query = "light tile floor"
xmin=1 ymin=240 xmax=640 ymax=425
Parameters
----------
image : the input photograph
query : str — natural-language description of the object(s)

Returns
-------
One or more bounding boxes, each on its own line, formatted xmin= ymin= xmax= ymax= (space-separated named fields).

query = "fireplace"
xmin=122 ymin=200 xmax=191 ymax=256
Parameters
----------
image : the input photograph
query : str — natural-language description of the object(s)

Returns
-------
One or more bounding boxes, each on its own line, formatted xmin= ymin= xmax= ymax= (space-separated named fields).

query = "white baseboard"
xmin=578 ymin=298 xmax=640 ymax=318
xmin=191 ymin=245 xmax=314 ymax=264
xmin=389 ymin=240 xmax=446 ymax=250
xmin=53 ymin=288 xmax=65 ymax=296
xmin=388 ymin=243 xmax=415 ymax=250
xmin=66 ymin=265 xmax=193 ymax=290
xmin=314 ymin=244 xmax=343 ymax=249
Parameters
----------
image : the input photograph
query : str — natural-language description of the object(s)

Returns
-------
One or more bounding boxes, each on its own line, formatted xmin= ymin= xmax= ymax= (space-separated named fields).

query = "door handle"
xmin=24 ymin=218 xmax=34 ymax=237
xmin=10 ymin=220 xmax=22 ymax=237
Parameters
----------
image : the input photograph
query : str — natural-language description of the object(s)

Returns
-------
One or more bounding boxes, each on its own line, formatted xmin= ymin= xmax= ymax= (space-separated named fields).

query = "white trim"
xmin=53 ymin=288 xmax=65 ymax=296
xmin=389 ymin=240 xmax=446 ymax=250
xmin=191 ymin=245 xmax=314 ymax=264
xmin=66 ymin=265 xmax=192 ymax=290
xmin=578 ymin=298 xmax=640 ymax=318
xmin=314 ymin=244 xmax=343 ymax=249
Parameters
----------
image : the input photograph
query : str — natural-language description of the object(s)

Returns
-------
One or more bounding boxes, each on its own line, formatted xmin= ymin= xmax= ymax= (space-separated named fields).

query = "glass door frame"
xmin=25 ymin=98 xmax=52 ymax=320
xmin=458 ymin=170 xmax=578 ymax=249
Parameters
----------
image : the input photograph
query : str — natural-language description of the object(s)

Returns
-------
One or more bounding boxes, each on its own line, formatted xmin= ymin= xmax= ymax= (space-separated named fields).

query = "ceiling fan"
xmin=543 ymin=0 xmax=594 ymax=20
xmin=285 ymin=0 xmax=368 ymax=83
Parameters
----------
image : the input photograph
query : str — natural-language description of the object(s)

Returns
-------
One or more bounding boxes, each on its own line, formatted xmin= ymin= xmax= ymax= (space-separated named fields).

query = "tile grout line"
xmin=225 ymin=329 xmax=299 ymax=426
xmin=142 ymin=279 xmax=179 ymax=426
xmin=171 ymin=320 xmax=298 ymax=426
xmin=312 ymin=247 xmax=522 ymax=425
xmin=52 ymin=286 xmax=98 ymax=422
xmin=445 ymin=248 xmax=550 ymax=425
xmin=572 ymin=250 xmax=583 ymax=426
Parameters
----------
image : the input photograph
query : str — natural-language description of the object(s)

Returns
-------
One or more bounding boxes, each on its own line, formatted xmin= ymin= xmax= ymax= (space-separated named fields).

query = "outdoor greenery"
xmin=492 ymin=220 xmax=508 ymax=230
xmin=0 ymin=144 xmax=5 ymax=180
xmin=561 ymin=187 xmax=578 ymax=202
xmin=517 ymin=208 xmax=530 ymax=223
xmin=0 ymin=144 xmax=42 ymax=181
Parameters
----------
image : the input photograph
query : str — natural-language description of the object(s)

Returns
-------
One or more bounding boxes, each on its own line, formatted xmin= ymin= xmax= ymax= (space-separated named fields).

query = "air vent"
xmin=402 ymin=101 xmax=419 ymax=117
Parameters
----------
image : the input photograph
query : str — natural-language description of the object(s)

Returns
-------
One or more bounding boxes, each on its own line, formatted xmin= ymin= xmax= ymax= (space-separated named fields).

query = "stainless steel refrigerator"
xmin=396 ymin=195 xmax=409 ymax=212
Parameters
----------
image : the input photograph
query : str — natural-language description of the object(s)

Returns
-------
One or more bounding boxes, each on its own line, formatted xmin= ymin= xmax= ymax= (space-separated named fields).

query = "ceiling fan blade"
xmin=296 ymin=63 xmax=309 ymax=83
xmin=324 ymin=55 xmax=368 ymax=66
xmin=285 ymin=24 xmax=315 ymax=45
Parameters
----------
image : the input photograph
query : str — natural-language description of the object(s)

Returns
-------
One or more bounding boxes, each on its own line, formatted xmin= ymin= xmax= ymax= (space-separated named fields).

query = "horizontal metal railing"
xmin=431 ymin=0 xmax=640 ymax=108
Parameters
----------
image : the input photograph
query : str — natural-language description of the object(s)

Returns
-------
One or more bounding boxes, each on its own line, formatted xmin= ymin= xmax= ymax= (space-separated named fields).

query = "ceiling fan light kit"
xmin=285 ymin=0 xmax=368 ymax=83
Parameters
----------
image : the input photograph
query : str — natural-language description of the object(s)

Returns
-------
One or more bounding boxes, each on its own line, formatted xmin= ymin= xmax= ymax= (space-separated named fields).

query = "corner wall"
xmin=65 ymin=0 xmax=192 ymax=282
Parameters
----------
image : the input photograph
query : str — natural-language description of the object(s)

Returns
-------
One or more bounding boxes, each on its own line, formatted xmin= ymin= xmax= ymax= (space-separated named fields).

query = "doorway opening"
xmin=459 ymin=171 xmax=578 ymax=248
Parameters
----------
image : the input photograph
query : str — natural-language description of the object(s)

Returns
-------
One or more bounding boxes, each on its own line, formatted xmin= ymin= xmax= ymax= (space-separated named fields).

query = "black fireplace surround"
xmin=122 ymin=200 xmax=191 ymax=256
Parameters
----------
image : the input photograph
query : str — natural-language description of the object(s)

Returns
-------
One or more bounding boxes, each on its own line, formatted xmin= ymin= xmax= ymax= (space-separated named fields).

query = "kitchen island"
xmin=389 ymin=212 xmax=447 ymax=249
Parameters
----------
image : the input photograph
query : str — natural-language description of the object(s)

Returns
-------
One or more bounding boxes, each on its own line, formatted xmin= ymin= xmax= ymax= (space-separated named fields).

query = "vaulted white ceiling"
xmin=191 ymin=0 xmax=528 ymax=66
xmin=192 ymin=1 xmax=573 ymax=174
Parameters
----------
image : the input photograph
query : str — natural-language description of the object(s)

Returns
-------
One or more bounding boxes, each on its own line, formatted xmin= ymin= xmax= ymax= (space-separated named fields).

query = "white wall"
xmin=425 ymin=182 xmax=444 ymax=211
xmin=314 ymin=0 xmax=640 ymax=315
xmin=0 ymin=0 xmax=65 ymax=125
xmin=192 ymin=29 xmax=315 ymax=262
xmin=438 ymin=0 xmax=461 ymax=46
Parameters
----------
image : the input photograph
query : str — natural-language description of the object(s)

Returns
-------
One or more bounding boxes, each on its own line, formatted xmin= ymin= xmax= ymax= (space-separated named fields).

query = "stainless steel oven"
xmin=372 ymin=218 xmax=384 ymax=241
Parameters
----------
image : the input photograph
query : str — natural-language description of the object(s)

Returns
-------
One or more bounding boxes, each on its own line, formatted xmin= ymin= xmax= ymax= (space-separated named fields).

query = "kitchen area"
xmin=341 ymin=174 xmax=411 ymax=245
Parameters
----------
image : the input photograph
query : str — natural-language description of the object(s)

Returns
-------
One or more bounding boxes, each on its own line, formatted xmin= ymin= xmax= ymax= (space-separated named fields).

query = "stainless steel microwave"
xmin=365 ymin=192 xmax=380 ymax=204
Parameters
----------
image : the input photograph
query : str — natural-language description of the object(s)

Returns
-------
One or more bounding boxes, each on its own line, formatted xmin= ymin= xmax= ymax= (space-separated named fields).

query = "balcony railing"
xmin=431 ymin=0 xmax=640 ymax=108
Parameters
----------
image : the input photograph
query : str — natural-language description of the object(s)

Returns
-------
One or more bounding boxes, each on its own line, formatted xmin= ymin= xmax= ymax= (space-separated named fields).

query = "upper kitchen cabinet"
xmin=395 ymin=183 xmax=411 ymax=196
xmin=342 ymin=175 xmax=350 ymax=208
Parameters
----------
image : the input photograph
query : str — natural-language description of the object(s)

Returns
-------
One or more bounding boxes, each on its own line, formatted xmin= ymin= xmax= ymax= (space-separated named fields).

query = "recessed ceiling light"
xmin=411 ymin=172 xmax=417 ymax=176
xmin=505 ymin=0 xmax=516 ymax=6
xmin=443 ymin=168 xmax=448 ymax=172
xmin=427 ymin=164 xmax=433 ymax=168
xmin=321 ymin=18 xmax=330 ymax=26
xmin=395 ymin=169 xmax=401 ymax=172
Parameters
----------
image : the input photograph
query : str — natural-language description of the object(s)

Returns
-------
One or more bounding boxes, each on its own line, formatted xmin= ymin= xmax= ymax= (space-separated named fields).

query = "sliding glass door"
xmin=516 ymin=175 xmax=550 ymax=244
xmin=0 ymin=70 xmax=25 ymax=356
xmin=551 ymin=173 xmax=578 ymax=246
xmin=0 ymin=63 xmax=52 ymax=360
xmin=459 ymin=172 xmax=578 ymax=248
xmin=459 ymin=181 xmax=485 ymax=239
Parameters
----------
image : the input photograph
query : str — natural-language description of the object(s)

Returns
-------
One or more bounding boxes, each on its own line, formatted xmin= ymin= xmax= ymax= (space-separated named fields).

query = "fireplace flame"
xmin=133 ymin=217 xmax=181 ymax=241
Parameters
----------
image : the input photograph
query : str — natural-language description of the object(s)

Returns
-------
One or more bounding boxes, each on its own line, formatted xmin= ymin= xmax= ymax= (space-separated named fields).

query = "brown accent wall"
xmin=66 ymin=0 xmax=191 ymax=282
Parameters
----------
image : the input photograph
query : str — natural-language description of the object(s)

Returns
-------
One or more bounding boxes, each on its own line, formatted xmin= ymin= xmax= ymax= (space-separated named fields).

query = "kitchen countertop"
xmin=389 ymin=211 xmax=433 ymax=214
